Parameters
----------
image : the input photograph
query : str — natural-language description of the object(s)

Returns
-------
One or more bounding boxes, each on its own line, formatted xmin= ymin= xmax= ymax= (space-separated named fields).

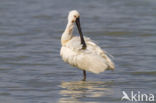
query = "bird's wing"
xmin=65 ymin=36 xmax=103 ymax=53
xmin=85 ymin=37 xmax=115 ymax=70
xmin=62 ymin=36 xmax=115 ymax=73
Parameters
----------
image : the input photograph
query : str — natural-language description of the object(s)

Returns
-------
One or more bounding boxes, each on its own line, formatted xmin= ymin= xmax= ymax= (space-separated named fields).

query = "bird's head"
xmin=67 ymin=10 xmax=86 ymax=48
xmin=68 ymin=10 xmax=80 ymax=23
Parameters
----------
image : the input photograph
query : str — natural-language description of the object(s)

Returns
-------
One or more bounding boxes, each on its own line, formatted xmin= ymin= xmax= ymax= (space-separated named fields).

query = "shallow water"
xmin=0 ymin=0 xmax=156 ymax=103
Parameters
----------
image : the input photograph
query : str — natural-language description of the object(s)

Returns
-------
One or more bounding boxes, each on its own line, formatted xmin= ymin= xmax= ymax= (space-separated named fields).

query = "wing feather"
xmin=60 ymin=36 xmax=115 ymax=74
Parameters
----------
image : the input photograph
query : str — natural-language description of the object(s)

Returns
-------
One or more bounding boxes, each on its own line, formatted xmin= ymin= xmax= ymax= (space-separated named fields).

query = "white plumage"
xmin=60 ymin=10 xmax=115 ymax=80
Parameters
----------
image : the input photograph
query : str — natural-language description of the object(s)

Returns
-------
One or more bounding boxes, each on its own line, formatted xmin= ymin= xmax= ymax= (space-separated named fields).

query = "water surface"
xmin=0 ymin=0 xmax=156 ymax=103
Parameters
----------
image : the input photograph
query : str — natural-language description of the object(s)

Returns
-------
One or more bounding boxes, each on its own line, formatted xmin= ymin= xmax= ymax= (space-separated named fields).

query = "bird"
xmin=60 ymin=10 xmax=115 ymax=81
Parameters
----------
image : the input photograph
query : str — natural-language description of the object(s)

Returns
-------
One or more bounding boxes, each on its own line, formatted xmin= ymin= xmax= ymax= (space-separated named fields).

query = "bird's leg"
xmin=82 ymin=70 xmax=86 ymax=81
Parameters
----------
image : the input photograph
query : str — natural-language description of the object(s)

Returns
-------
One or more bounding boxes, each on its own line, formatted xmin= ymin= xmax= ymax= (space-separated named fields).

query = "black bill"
xmin=76 ymin=18 xmax=86 ymax=49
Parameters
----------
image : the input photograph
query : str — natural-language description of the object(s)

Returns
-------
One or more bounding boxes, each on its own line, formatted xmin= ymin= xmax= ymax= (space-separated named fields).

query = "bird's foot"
xmin=81 ymin=78 xmax=86 ymax=81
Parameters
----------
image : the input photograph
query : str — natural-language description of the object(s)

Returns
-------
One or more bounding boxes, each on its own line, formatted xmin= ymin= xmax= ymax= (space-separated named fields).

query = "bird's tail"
xmin=99 ymin=49 xmax=115 ymax=70
xmin=105 ymin=54 xmax=115 ymax=70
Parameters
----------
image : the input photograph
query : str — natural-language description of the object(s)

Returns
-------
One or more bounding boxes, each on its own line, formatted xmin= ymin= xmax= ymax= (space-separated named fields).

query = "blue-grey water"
xmin=0 ymin=0 xmax=156 ymax=103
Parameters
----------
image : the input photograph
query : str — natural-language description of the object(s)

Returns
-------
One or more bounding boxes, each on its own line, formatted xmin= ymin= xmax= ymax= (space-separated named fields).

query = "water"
xmin=0 ymin=0 xmax=156 ymax=103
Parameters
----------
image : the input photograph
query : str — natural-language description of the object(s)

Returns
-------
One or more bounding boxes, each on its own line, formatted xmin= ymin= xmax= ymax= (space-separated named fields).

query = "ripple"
xmin=131 ymin=71 xmax=156 ymax=76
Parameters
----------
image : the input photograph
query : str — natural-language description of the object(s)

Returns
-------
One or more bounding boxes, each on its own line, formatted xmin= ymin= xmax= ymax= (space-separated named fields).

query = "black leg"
xmin=82 ymin=70 xmax=86 ymax=81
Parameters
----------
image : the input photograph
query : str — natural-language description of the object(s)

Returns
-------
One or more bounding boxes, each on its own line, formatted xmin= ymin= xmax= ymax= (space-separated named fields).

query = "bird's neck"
xmin=61 ymin=21 xmax=74 ymax=45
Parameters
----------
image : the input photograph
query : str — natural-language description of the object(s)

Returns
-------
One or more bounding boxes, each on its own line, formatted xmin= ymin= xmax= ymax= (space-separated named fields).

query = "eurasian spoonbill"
xmin=60 ymin=10 xmax=115 ymax=81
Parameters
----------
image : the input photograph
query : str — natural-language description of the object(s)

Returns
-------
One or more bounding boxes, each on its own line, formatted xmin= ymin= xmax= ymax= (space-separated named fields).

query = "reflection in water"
xmin=59 ymin=81 xmax=114 ymax=103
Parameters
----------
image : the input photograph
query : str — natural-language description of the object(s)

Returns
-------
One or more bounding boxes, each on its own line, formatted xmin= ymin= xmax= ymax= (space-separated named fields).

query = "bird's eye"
xmin=74 ymin=15 xmax=77 ymax=18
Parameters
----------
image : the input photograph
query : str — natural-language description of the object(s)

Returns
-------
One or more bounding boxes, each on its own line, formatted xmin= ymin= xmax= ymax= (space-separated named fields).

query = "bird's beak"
xmin=75 ymin=17 xmax=86 ymax=49
xmin=76 ymin=17 xmax=83 ymax=37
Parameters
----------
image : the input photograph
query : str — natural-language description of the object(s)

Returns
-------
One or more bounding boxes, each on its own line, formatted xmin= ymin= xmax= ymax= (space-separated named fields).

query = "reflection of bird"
xmin=60 ymin=10 xmax=115 ymax=81
xmin=121 ymin=91 xmax=131 ymax=101
xmin=59 ymin=81 xmax=113 ymax=103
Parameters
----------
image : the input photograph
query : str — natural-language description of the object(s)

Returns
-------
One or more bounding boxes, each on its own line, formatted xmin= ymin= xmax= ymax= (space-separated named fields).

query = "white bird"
xmin=60 ymin=10 xmax=115 ymax=81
